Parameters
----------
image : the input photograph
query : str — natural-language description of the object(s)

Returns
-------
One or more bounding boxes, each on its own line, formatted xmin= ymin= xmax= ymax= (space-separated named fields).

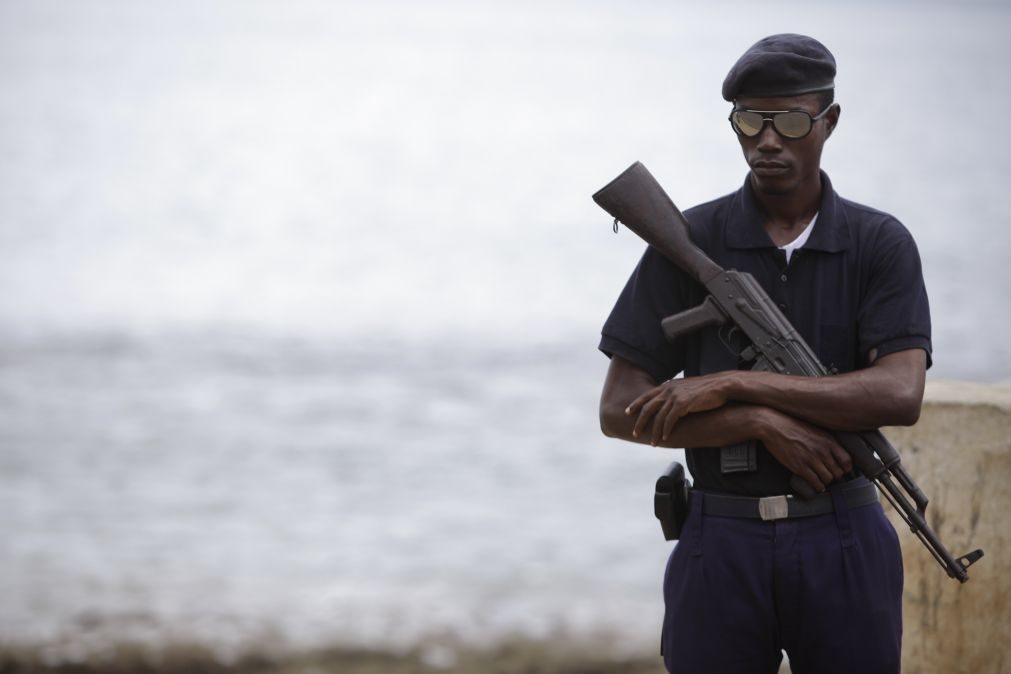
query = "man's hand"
xmin=626 ymin=373 xmax=732 ymax=445
xmin=600 ymin=356 xmax=766 ymax=449
xmin=755 ymin=407 xmax=853 ymax=493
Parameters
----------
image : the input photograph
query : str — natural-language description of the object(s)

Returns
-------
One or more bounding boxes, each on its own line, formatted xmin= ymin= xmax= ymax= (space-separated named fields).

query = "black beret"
xmin=722 ymin=34 xmax=836 ymax=101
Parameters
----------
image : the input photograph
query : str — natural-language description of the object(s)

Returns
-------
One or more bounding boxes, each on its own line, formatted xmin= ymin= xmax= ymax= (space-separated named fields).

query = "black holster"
xmin=654 ymin=461 xmax=692 ymax=541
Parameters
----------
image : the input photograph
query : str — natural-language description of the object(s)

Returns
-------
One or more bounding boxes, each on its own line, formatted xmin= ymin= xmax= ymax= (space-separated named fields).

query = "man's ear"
xmin=826 ymin=103 xmax=841 ymax=137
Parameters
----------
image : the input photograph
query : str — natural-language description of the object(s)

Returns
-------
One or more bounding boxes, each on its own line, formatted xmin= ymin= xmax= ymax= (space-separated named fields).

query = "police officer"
xmin=598 ymin=34 xmax=930 ymax=674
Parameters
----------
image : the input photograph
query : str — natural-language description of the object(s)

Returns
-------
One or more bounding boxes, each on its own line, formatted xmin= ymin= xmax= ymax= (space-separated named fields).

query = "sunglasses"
xmin=729 ymin=104 xmax=834 ymax=139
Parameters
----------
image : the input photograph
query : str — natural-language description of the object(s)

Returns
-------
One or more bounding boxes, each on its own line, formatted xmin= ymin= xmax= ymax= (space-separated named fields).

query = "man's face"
xmin=732 ymin=93 xmax=839 ymax=196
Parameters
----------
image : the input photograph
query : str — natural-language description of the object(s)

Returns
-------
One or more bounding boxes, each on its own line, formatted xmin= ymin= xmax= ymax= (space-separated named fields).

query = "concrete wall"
xmin=881 ymin=381 xmax=1011 ymax=673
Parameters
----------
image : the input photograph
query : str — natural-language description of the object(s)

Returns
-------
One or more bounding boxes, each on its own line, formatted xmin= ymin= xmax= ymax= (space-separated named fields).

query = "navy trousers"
xmin=661 ymin=486 xmax=903 ymax=674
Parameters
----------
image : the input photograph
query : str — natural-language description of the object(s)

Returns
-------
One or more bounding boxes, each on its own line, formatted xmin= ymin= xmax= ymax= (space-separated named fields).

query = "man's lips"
xmin=751 ymin=160 xmax=790 ymax=175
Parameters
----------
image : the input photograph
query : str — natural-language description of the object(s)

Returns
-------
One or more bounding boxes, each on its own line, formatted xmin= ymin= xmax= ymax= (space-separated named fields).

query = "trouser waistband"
xmin=699 ymin=478 xmax=878 ymax=521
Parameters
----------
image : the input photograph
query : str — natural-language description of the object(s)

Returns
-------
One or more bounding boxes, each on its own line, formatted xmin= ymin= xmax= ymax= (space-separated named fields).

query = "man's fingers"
xmin=828 ymin=452 xmax=849 ymax=480
xmin=651 ymin=400 xmax=673 ymax=446
xmin=816 ymin=437 xmax=852 ymax=480
xmin=632 ymin=396 xmax=664 ymax=438
xmin=661 ymin=407 xmax=682 ymax=440
xmin=831 ymin=443 xmax=853 ymax=473
xmin=798 ymin=467 xmax=826 ymax=493
xmin=626 ymin=386 xmax=662 ymax=416
xmin=810 ymin=458 xmax=837 ymax=487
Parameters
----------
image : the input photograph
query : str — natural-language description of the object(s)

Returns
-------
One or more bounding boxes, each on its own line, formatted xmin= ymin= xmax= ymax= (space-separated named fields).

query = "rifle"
xmin=592 ymin=161 xmax=984 ymax=583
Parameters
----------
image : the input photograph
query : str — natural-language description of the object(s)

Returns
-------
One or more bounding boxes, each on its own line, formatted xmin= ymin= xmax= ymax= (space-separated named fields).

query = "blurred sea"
xmin=1 ymin=0 xmax=1009 ymax=661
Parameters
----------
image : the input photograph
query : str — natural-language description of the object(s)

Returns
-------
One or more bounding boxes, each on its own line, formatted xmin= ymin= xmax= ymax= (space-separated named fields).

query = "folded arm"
xmin=600 ymin=354 xmax=765 ymax=448
xmin=627 ymin=348 xmax=927 ymax=440
xmin=599 ymin=355 xmax=854 ymax=491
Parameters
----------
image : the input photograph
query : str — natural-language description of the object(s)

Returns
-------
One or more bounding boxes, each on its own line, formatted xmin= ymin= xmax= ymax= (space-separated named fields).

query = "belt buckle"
xmin=758 ymin=495 xmax=789 ymax=521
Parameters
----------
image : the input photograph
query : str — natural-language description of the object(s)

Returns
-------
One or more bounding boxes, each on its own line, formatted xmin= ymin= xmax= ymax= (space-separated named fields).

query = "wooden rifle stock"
xmin=592 ymin=161 xmax=723 ymax=286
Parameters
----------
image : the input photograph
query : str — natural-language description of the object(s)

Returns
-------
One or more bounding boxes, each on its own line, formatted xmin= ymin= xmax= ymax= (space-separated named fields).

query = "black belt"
xmin=700 ymin=478 xmax=878 ymax=521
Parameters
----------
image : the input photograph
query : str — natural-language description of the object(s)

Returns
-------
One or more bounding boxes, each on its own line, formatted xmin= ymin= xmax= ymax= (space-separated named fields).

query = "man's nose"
xmin=756 ymin=121 xmax=783 ymax=151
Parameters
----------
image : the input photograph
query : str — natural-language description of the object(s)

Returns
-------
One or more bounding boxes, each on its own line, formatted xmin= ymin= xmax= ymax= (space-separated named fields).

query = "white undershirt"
xmin=779 ymin=212 xmax=818 ymax=263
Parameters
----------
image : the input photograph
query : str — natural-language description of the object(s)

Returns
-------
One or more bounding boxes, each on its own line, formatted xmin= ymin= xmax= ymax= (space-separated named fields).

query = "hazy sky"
xmin=1 ymin=0 xmax=1008 ymax=376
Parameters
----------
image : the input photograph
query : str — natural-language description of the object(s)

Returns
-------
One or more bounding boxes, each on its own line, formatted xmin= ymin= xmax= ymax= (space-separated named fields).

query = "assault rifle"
xmin=592 ymin=161 xmax=984 ymax=583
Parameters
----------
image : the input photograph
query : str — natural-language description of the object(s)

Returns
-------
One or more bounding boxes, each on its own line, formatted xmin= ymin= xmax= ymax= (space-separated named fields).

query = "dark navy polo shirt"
xmin=599 ymin=172 xmax=932 ymax=495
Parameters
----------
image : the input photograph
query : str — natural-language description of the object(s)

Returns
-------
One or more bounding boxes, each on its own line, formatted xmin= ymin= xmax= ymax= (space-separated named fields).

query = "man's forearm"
xmin=603 ymin=398 xmax=772 ymax=449
xmin=717 ymin=349 xmax=927 ymax=431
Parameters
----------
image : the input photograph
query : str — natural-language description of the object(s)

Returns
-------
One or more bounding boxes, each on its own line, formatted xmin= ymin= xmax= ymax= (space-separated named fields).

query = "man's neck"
xmin=749 ymin=173 xmax=823 ymax=247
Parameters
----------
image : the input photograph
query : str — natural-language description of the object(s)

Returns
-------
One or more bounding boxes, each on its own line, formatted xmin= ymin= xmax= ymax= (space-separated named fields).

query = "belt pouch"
xmin=654 ymin=461 xmax=692 ymax=540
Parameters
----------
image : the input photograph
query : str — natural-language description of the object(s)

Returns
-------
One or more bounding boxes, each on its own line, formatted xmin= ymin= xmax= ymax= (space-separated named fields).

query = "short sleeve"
xmin=857 ymin=220 xmax=933 ymax=367
xmin=599 ymin=245 xmax=692 ymax=383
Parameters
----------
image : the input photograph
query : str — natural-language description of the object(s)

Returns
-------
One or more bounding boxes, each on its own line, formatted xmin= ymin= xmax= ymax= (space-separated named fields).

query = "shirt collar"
xmin=725 ymin=171 xmax=850 ymax=253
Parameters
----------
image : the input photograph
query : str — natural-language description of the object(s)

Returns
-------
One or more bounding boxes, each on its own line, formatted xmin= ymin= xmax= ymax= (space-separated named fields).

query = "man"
xmin=598 ymin=35 xmax=930 ymax=674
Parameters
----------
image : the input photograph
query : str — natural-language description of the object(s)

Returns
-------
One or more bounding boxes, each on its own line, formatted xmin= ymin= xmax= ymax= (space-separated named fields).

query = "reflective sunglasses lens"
xmin=773 ymin=111 xmax=813 ymax=138
xmin=732 ymin=111 xmax=765 ymax=137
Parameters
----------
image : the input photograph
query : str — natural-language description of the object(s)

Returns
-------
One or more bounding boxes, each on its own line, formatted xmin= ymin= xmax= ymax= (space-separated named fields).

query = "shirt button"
xmin=780 ymin=274 xmax=788 ymax=282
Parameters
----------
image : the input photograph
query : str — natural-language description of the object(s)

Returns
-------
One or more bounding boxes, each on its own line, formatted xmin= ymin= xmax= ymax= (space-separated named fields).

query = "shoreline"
xmin=0 ymin=637 xmax=668 ymax=674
